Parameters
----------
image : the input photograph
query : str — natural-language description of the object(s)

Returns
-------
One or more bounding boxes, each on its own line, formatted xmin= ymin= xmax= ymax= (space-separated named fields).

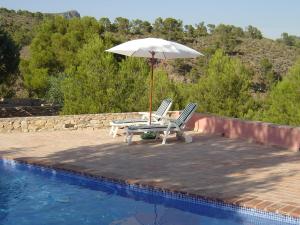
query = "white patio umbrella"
xmin=106 ymin=38 xmax=203 ymax=124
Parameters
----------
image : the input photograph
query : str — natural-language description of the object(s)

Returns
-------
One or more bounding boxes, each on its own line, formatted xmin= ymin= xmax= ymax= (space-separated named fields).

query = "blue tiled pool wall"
xmin=1 ymin=158 xmax=299 ymax=225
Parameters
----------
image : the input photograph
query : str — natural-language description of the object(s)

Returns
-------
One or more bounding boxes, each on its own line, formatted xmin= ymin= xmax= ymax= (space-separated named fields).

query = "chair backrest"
xmin=174 ymin=103 xmax=198 ymax=128
xmin=154 ymin=98 xmax=173 ymax=118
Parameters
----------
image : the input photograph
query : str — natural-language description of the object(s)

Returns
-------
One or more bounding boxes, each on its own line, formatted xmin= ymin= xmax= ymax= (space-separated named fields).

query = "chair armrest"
xmin=138 ymin=112 xmax=151 ymax=120
xmin=138 ymin=112 xmax=159 ymax=116
xmin=138 ymin=112 xmax=160 ymax=120
xmin=138 ymin=112 xmax=148 ymax=115
xmin=160 ymin=116 xmax=176 ymax=123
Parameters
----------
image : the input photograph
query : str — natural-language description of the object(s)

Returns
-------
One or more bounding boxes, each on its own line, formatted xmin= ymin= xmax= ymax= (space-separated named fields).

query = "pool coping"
xmin=2 ymin=156 xmax=300 ymax=223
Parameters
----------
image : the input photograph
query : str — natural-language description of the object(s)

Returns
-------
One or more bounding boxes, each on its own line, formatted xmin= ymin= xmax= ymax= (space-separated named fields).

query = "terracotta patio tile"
xmin=243 ymin=199 xmax=265 ymax=208
xmin=279 ymin=205 xmax=298 ymax=214
xmin=265 ymin=203 xmax=288 ymax=213
xmin=255 ymin=200 xmax=275 ymax=210
xmin=290 ymin=207 xmax=300 ymax=218
xmin=232 ymin=196 xmax=258 ymax=206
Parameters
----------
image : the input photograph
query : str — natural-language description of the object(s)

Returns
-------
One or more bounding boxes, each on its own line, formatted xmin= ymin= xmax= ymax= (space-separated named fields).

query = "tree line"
xmin=1 ymin=14 xmax=300 ymax=126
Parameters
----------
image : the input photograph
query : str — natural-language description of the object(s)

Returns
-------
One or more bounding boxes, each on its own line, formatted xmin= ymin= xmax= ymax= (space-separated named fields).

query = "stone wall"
xmin=0 ymin=112 xmax=140 ymax=133
xmin=2 ymin=111 xmax=300 ymax=151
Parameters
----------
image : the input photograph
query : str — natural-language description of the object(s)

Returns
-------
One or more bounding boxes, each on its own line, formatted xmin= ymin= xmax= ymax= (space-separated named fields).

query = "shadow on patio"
xmin=7 ymin=132 xmax=299 ymax=209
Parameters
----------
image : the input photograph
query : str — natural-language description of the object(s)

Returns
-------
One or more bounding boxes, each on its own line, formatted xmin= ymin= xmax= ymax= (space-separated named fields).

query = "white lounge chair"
xmin=109 ymin=98 xmax=173 ymax=138
xmin=125 ymin=103 xmax=198 ymax=145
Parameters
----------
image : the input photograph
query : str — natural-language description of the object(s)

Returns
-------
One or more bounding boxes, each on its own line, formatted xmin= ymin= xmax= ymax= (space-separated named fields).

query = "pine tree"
xmin=193 ymin=49 xmax=254 ymax=118
xmin=115 ymin=57 xmax=149 ymax=112
xmin=61 ymin=36 xmax=117 ymax=114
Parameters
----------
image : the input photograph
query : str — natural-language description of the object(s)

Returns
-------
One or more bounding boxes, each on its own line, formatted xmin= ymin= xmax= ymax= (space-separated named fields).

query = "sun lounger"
xmin=125 ymin=103 xmax=197 ymax=144
xmin=109 ymin=98 xmax=173 ymax=138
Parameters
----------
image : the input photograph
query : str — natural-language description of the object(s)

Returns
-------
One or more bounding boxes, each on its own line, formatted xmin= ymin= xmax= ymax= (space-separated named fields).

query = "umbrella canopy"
xmin=106 ymin=38 xmax=203 ymax=124
xmin=106 ymin=38 xmax=203 ymax=59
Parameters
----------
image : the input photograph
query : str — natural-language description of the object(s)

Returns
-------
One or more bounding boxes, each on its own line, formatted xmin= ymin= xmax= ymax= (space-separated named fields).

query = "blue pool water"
xmin=0 ymin=159 xmax=299 ymax=225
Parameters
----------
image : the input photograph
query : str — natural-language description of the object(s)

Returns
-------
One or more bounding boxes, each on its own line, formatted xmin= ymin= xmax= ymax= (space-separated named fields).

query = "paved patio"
xmin=0 ymin=129 xmax=300 ymax=218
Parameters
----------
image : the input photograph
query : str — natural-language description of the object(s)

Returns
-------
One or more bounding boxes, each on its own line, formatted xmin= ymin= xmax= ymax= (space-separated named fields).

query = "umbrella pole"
xmin=149 ymin=52 xmax=155 ymax=125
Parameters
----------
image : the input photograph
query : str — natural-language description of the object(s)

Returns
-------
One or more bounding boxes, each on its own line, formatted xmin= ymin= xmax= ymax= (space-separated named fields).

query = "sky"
xmin=0 ymin=0 xmax=299 ymax=39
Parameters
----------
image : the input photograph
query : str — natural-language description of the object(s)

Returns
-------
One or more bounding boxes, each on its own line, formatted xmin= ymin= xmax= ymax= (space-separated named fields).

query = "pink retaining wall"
xmin=181 ymin=113 xmax=300 ymax=152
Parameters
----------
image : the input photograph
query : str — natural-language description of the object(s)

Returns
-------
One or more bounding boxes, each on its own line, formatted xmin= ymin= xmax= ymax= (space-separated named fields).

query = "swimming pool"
xmin=0 ymin=159 xmax=299 ymax=225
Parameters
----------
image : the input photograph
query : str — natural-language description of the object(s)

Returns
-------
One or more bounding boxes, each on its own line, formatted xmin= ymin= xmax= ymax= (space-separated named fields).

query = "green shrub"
xmin=45 ymin=74 xmax=65 ymax=105
xmin=258 ymin=60 xmax=300 ymax=126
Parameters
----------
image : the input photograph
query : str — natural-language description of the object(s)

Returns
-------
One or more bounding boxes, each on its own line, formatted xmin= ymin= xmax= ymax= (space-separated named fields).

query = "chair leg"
xmin=109 ymin=126 xmax=114 ymax=136
xmin=162 ymin=127 xmax=171 ymax=145
xmin=183 ymin=132 xmax=193 ymax=143
xmin=124 ymin=129 xmax=129 ymax=142
xmin=124 ymin=129 xmax=133 ymax=144
xmin=113 ymin=127 xmax=119 ymax=138
xmin=127 ymin=133 xmax=133 ymax=145
xmin=176 ymin=131 xmax=183 ymax=140
xmin=162 ymin=132 xmax=169 ymax=144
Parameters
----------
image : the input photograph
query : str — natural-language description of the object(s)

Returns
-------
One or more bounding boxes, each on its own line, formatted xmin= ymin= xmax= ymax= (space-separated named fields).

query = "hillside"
xmin=1 ymin=6 xmax=300 ymax=96
xmin=202 ymin=37 xmax=298 ymax=73
xmin=167 ymin=36 xmax=300 ymax=82
xmin=0 ymin=8 xmax=48 ymax=46
xmin=236 ymin=38 xmax=300 ymax=76
xmin=0 ymin=8 xmax=80 ymax=47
